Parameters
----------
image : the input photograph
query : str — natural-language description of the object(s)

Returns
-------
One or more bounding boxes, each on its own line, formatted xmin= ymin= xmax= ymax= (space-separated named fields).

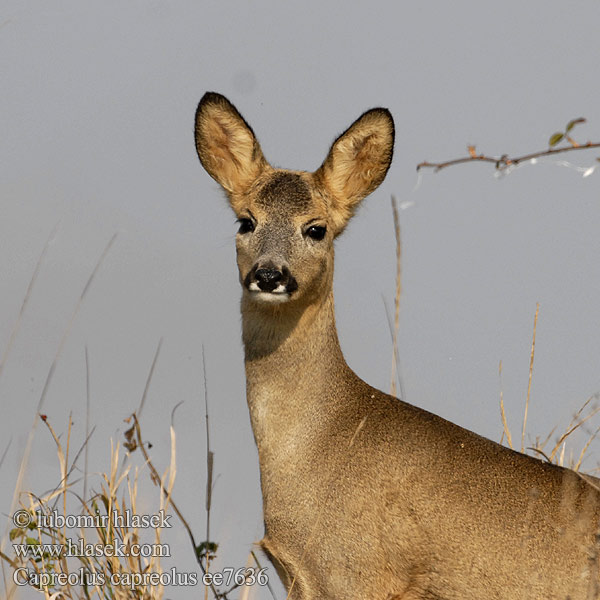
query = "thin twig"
xmin=136 ymin=337 xmax=163 ymax=418
xmin=575 ymin=425 xmax=600 ymax=472
xmin=84 ymin=345 xmax=91 ymax=501
xmin=202 ymin=345 xmax=214 ymax=587
xmin=548 ymin=394 xmax=600 ymax=463
xmin=527 ymin=447 xmax=552 ymax=463
xmin=382 ymin=295 xmax=394 ymax=344
xmin=417 ymin=141 xmax=600 ymax=172
xmin=0 ymin=223 xmax=58 ymax=381
xmin=0 ymin=439 xmax=12 ymax=470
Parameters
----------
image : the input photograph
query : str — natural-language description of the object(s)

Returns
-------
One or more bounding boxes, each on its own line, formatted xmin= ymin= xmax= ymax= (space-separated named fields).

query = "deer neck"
xmin=241 ymin=288 xmax=351 ymax=463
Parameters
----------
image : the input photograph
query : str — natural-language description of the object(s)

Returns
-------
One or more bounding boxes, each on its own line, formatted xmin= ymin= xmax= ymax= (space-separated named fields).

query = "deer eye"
xmin=237 ymin=218 xmax=255 ymax=234
xmin=306 ymin=225 xmax=326 ymax=241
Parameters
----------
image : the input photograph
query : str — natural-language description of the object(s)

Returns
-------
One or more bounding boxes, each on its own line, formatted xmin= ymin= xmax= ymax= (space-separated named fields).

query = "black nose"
xmin=255 ymin=268 xmax=283 ymax=292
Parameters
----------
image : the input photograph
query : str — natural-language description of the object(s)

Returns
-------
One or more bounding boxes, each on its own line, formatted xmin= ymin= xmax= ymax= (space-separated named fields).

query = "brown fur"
xmin=194 ymin=92 xmax=600 ymax=599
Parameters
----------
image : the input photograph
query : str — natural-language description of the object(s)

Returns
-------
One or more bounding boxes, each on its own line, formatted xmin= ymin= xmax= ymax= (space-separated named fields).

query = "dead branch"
xmin=417 ymin=118 xmax=600 ymax=173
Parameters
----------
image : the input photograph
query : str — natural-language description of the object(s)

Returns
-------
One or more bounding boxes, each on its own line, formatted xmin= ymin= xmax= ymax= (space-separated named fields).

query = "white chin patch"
xmin=248 ymin=282 xmax=290 ymax=303
xmin=252 ymin=292 xmax=290 ymax=304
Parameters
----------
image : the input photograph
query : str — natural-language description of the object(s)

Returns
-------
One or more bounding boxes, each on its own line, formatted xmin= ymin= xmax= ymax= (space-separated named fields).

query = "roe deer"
xmin=194 ymin=91 xmax=600 ymax=599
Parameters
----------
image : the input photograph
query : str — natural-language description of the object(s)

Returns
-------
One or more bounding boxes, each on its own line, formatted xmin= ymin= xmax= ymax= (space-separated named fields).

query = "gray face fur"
xmin=235 ymin=172 xmax=331 ymax=303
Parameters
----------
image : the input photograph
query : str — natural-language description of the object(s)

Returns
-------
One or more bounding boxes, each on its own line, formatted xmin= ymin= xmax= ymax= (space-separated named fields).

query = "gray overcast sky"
xmin=2 ymin=2 xmax=600 ymax=598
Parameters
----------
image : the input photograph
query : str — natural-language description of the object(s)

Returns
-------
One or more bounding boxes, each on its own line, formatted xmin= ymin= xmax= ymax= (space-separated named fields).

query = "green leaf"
xmin=549 ymin=132 xmax=564 ymax=147
xmin=196 ymin=540 xmax=219 ymax=561
xmin=566 ymin=117 xmax=586 ymax=133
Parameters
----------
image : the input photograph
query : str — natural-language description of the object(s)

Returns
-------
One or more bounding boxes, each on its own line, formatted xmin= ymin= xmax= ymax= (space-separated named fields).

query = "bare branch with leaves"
xmin=417 ymin=118 xmax=600 ymax=173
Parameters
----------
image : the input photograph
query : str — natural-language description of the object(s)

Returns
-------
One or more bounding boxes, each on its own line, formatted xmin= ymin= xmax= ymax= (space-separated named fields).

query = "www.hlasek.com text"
xmin=14 ymin=537 xmax=170 ymax=559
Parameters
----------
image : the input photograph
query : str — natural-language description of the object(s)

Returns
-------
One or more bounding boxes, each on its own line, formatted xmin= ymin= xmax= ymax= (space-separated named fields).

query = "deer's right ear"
xmin=194 ymin=92 xmax=268 ymax=196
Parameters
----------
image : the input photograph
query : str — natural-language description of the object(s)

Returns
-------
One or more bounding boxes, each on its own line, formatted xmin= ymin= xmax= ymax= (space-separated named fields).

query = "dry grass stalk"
xmin=498 ymin=360 xmax=514 ymax=449
xmin=521 ymin=303 xmax=539 ymax=453
xmin=6 ymin=233 xmax=118 ymax=560
xmin=2 ymin=414 xmax=177 ymax=600
xmin=389 ymin=196 xmax=402 ymax=398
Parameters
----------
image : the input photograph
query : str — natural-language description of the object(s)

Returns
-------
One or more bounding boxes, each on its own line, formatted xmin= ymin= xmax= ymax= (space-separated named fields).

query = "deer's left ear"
xmin=314 ymin=108 xmax=394 ymax=235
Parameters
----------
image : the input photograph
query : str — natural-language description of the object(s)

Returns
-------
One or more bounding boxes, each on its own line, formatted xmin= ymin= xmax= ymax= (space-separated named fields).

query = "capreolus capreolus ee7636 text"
xmin=194 ymin=91 xmax=600 ymax=599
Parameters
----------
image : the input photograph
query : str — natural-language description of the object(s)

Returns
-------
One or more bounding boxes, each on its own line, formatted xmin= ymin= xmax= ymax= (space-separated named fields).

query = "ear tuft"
xmin=314 ymin=108 xmax=394 ymax=235
xmin=194 ymin=92 xmax=268 ymax=195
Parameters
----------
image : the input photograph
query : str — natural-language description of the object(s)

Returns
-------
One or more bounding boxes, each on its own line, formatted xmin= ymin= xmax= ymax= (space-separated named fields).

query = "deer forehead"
xmin=246 ymin=171 xmax=328 ymax=222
